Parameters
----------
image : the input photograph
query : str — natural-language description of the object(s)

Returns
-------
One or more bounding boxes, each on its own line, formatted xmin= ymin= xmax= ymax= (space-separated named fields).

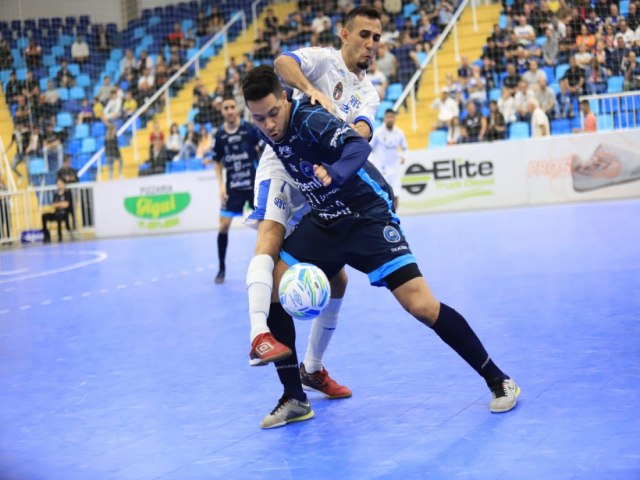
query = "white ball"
xmin=278 ymin=263 xmax=331 ymax=320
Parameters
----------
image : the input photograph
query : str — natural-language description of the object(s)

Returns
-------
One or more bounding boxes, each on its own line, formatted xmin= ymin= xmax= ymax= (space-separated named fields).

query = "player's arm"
xmin=313 ymin=137 xmax=371 ymax=187
xmin=274 ymin=50 xmax=334 ymax=113
xmin=214 ymin=159 xmax=226 ymax=201
xmin=350 ymin=90 xmax=379 ymax=140
xmin=399 ymin=130 xmax=408 ymax=163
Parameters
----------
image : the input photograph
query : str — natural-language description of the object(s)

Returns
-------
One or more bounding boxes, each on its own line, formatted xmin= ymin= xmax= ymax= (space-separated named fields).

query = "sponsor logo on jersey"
xmin=300 ymin=161 xmax=315 ymax=178
xmin=278 ymin=145 xmax=294 ymax=158
xmin=330 ymin=125 xmax=351 ymax=148
xmin=333 ymin=82 xmax=343 ymax=100
xmin=274 ymin=192 xmax=287 ymax=210
xmin=383 ymin=225 xmax=401 ymax=243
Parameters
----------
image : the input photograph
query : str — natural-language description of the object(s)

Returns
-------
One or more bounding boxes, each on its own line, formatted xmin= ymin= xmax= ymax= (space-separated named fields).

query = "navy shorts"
xmin=280 ymin=212 xmax=419 ymax=289
xmin=221 ymin=189 xmax=254 ymax=217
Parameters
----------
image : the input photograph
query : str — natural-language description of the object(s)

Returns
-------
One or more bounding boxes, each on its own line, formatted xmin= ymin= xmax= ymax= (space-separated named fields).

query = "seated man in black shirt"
xmin=562 ymin=56 xmax=585 ymax=95
xmin=461 ymin=101 xmax=487 ymax=143
xmin=42 ymin=179 xmax=73 ymax=243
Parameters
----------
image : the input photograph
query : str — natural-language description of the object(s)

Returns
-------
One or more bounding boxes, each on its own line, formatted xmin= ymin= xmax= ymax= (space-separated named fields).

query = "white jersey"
xmin=370 ymin=125 xmax=407 ymax=193
xmin=247 ymin=47 xmax=380 ymax=234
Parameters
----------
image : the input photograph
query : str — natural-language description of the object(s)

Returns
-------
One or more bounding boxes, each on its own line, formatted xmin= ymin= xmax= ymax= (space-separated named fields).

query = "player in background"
xmin=243 ymin=66 xmax=520 ymax=429
xmin=370 ymin=109 xmax=408 ymax=210
xmin=244 ymin=6 xmax=382 ymax=399
xmin=207 ymin=96 xmax=262 ymax=284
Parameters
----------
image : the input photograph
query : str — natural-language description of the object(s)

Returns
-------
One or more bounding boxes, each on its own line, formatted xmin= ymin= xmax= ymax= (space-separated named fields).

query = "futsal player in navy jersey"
xmin=207 ymin=96 xmax=263 ymax=284
xmin=243 ymin=66 xmax=520 ymax=429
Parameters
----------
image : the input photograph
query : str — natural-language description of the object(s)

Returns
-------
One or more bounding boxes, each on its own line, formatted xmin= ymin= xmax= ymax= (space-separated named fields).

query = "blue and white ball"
xmin=278 ymin=263 xmax=331 ymax=320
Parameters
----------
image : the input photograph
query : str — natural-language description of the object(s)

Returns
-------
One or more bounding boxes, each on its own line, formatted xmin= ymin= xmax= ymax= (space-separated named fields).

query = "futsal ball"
xmin=278 ymin=263 xmax=331 ymax=320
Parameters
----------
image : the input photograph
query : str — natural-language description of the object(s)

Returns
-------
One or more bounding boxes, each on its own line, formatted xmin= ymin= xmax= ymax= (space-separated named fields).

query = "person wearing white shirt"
xmin=311 ymin=10 xmax=332 ymax=34
xmin=103 ymin=91 xmax=122 ymax=122
xmin=529 ymin=98 xmax=550 ymax=137
xmin=370 ymin=109 xmax=408 ymax=209
xmin=71 ymin=36 xmax=90 ymax=63
xmin=431 ymin=87 xmax=459 ymax=129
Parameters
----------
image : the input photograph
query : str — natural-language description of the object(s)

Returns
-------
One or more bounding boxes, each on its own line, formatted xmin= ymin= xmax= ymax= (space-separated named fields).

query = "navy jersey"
xmin=263 ymin=99 xmax=396 ymax=222
xmin=212 ymin=120 xmax=262 ymax=191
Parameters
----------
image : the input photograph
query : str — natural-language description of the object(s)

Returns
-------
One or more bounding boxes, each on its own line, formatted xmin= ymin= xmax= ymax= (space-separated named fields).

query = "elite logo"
xmin=383 ymin=225 xmax=401 ymax=243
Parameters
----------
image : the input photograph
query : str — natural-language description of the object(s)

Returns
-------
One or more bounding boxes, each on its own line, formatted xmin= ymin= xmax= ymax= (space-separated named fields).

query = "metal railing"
xmin=78 ymin=8 xmax=250 ymax=180
xmin=0 ymin=135 xmax=18 ymax=193
xmin=579 ymin=91 xmax=640 ymax=131
xmin=392 ymin=0 xmax=480 ymax=132
xmin=0 ymin=183 xmax=95 ymax=245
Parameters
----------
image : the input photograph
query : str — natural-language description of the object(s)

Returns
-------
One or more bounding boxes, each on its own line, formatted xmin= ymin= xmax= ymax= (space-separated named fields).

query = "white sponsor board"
xmin=398 ymin=130 xmax=640 ymax=213
xmin=94 ymin=171 xmax=220 ymax=238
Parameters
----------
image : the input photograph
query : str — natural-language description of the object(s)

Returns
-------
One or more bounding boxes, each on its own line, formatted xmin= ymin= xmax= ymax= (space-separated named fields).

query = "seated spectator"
xmin=573 ymin=99 xmax=598 ymax=133
xmin=140 ymin=138 xmax=169 ymax=176
xmin=485 ymin=100 xmax=506 ymax=141
xmin=617 ymin=19 xmax=635 ymax=48
xmin=376 ymin=43 xmax=398 ymax=83
xmin=8 ymin=125 xmax=31 ymax=184
xmin=166 ymin=123 xmax=182 ymax=160
xmin=502 ymin=62 xmax=521 ymax=93
xmin=467 ymin=65 xmax=487 ymax=106
xmin=77 ymin=98 xmax=95 ymax=124
xmin=574 ymin=43 xmax=592 ymax=69
xmin=182 ymin=28 xmax=196 ymax=50
xmin=419 ymin=16 xmax=439 ymax=49
xmin=41 ymin=179 xmax=73 ymax=243
xmin=56 ymin=60 xmax=76 ymax=88
xmin=482 ymin=36 xmax=505 ymax=74
xmin=104 ymin=123 xmax=123 ymax=180
xmin=71 ymin=35 xmax=90 ymax=64
xmin=575 ymin=25 xmax=596 ymax=50
xmin=22 ymin=70 xmax=38 ymax=100
xmin=43 ymin=124 xmax=63 ymax=171
xmin=25 ymin=39 xmax=42 ymax=69
xmin=555 ymin=78 xmax=576 ymax=118
xmin=95 ymin=24 xmax=114 ymax=53
xmin=393 ymin=30 xmax=420 ymax=87
xmin=558 ymin=25 xmax=576 ymax=64
xmin=513 ymin=46 xmax=531 ymax=74
xmin=513 ymin=80 xmax=533 ymax=121
xmin=13 ymin=95 xmax=31 ymax=128
xmin=514 ymin=15 xmax=536 ymax=46
xmin=0 ymin=38 xmax=13 ymax=69
xmin=541 ymin=27 xmax=559 ymax=67
xmin=103 ymin=90 xmax=122 ymax=122
xmin=562 ymin=56 xmax=585 ymax=95
xmin=628 ymin=2 xmax=640 ymax=30
xmin=605 ymin=3 xmax=622 ymax=26
xmin=208 ymin=6 xmax=225 ymax=35
xmin=585 ymin=8 xmax=603 ymax=34
xmin=57 ymin=154 xmax=79 ymax=184
xmin=606 ymin=35 xmax=628 ymax=76
xmin=447 ymin=117 xmax=463 ymax=144
xmin=443 ymin=72 xmax=464 ymax=102
xmin=431 ymin=87 xmax=459 ymax=130
xmin=43 ymin=80 xmax=61 ymax=115
xmin=522 ymin=60 xmax=547 ymax=88
xmin=155 ymin=55 xmax=169 ymax=89
xmin=120 ymin=49 xmax=136 ymax=77
xmin=4 ymin=71 xmax=22 ymax=104
xmin=585 ymin=57 xmax=609 ymax=94
xmin=196 ymin=10 xmax=209 ymax=37
xmin=97 ymin=76 xmax=114 ymax=104
xmin=167 ymin=23 xmax=184 ymax=48
xmin=457 ymin=55 xmax=472 ymax=86
xmin=622 ymin=51 xmax=640 ymax=91
xmin=461 ymin=101 xmax=487 ymax=143
xmin=122 ymin=90 xmax=138 ymax=118
xmin=311 ymin=10 xmax=332 ymax=36
xmin=33 ymin=93 xmax=52 ymax=125
xmin=252 ymin=29 xmax=272 ymax=61
xmin=498 ymin=87 xmax=517 ymax=123
xmin=534 ymin=77 xmax=556 ymax=119
xmin=529 ymin=98 xmax=550 ymax=137
xmin=92 ymin=96 xmax=104 ymax=120
xmin=135 ymin=51 xmax=154 ymax=75
xmin=437 ymin=0 xmax=456 ymax=31
xmin=24 ymin=124 xmax=43 ymax=162
xmin=178 ymin=122 xmax=199 ymax=160
xmin=368 ymin=60 xmax=388 ymax=100
xmin=137 ymin=68 xmax=155 ymax=103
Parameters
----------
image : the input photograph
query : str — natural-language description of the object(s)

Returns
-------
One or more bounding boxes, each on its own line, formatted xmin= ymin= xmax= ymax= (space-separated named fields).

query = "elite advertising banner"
xmin=93 ymin=170 xmax=220 ymax=238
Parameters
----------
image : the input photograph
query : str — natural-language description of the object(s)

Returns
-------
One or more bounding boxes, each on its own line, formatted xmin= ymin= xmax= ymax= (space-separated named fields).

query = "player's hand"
xmin=307 ymin=88 xmax=334 ymax=114
xmin=313 ymin=164 xmax=332 ymax=187
xmin=220 ymin=187 xmax=227 ymax=203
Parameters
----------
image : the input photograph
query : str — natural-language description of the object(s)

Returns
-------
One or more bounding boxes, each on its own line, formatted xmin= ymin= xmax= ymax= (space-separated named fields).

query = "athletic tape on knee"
xmin=246 ymin=254 xmax=274 ymax=289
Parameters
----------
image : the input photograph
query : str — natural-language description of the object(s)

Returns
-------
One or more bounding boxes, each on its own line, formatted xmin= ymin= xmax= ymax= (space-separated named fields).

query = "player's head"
xmin=221 ymin=96 xmax=238 ymax=124
xmin=243 ymin=65 xmax=290 ymax=142
xmin=383 ymin=109 xmax=396 ymax=129
xmin=340 ymin=6 xmax=382 ymax=73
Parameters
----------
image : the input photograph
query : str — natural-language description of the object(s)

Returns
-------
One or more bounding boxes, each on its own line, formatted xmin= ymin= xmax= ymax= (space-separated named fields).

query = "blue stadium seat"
xmin=67 ymin=63 xmax=80 ymax=76
xmin=91 ymin=122 xmax=107 ymax=138
xmin=69 ymin=86 xmax=85 ymax=100
xmin=589 ymin=99 xmax=600 ymax=114
xmin=509 ymin=122 xmax=530 ymax=139
xmin=16 ymin=68 xmax=27 ymax=81
xmin=551 ymin=118 xmax=571 ymax=134
xmin=57 ymin=111 xmax=73 ymax=127
xmin=542 ymin=66 xmax=555 ymax=84
xmin=620 ymin=0 xmax=630 ymax=15
xmin=403 ymin=3 xmax=418 ymax=16
xmin=385 ymin=83 xmax=404 ymax=102
xmin=39 ymin=78 xmax=49 ymax=91
xmin=58 ymin=88 xmax=69 ymax=101
xmin=555 ymin=64 xmax=569 ymax=81
xmin=67 ymin=139 xmax=82 ymax=155
xmin=51 ymin=45 xmax=64 ymax=59
xmin=489 ymin=88 xmax=501 ymax=102
xmin=29 ymin=158 xmax=47 ymax=175
xmin=376 ymin=101 xmax=394 ymax=120
xmin=76 ymin=74 xmax=91 ymax=87
xmin=428 ymin=130 xmax=448 ymax=148
xmin=81 ymin=137 xmax=97 ymax=154
xmin=607 ymin=76 xmax=624 ymax=93
xmin=74 ymin=123 xmax=90 ymax=139
xmin=597 ymin=114 xmax=613 ymax=131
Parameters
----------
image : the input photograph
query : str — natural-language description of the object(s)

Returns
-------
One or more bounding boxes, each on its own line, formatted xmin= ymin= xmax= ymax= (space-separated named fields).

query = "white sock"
xmin=246 ymin=254 xmax=274 ymax=342
xmin=303 ymin=298 xmax=342 ymax=373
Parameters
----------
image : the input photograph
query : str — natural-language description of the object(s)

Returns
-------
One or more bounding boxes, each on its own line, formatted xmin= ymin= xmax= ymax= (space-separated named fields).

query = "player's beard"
xmin=356 ymin=59 xmax=371 ymax=71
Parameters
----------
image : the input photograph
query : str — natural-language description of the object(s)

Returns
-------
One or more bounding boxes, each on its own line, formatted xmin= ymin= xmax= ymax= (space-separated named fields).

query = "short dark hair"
xmin=384 ymin=108 xmax=396 ymax=115
xmin=222 ymin=94 xmax=236 ymax=103
xmin=344 ymin=6 xmax=381 ymax=29
xmin=242 ymin=65 xmax=283 ymax=102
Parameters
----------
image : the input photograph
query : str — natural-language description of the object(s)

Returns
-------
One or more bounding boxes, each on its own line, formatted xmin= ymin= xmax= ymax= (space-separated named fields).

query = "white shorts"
xmin=378 ymin=164 xmax=402 ymax=194
xmin=244 ymin=144 xmax=309 ymax=237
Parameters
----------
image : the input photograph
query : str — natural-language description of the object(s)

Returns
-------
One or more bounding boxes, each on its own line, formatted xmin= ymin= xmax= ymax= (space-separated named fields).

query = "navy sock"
xmin=267 ymin=302 xmax=306 ymax=401
xmin=217 ymin=232 xmax=228 ymax=270
xmin=432 ymin=303 xmax=507 ymax=384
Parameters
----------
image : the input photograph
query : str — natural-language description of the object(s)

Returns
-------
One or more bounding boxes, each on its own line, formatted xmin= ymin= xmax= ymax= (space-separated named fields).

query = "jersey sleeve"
xmin=211 ymin=131 xmax=223 ymax=162
xmin=349 ymin=85 xmax=380 ymax=139
xmin=282 ymin=47 xmax=334 ymax=83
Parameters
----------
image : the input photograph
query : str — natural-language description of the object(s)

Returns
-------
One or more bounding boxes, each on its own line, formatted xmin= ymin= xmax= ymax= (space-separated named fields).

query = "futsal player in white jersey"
xmin=370 ymin=109 xmax=408 ymax=210
xmin=244 ymin=6 xmax=382 ymax=399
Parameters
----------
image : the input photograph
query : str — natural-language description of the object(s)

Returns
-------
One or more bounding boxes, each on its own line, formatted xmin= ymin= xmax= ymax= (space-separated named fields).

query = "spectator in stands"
xmin=529 ymin=98 xmax=550 ymax=137
xmin=149 ymin=121 xmax=164 ymax=145
xmin=92 ymin=96 xmax=104 ymax=120
xmin=627 ymin=2 xmax=640 ymax=30
xmin=447 ymin=117 xmax=462 ymax=144
xmin=0 ymin=38 xmax=13 ymax=69
xmin=24 ymin=124 xmax=42 ymax=165
xmin=33 ymin=92 xmax=51 ymax=126
xmin=77 ymin=98 xmax=95 ymax=124
xmin=575 ymin=24 xmax=596 ymax=50
xmin=263 ymin=7 xmax=279 ymax=32
xmin=103 ymin=90 xmax=122 ymax=122
xmin=457 ymin=55 xmax=472 ymax=86
xmin=166 ymin=123 xmax=182 ymax=160
xmin=461 ymin=101 xmax=486 ymax=143
xmin=43 ymin=80 xmax=61 ymax=115
xmin=522 ymin=59 xmax=547 ymax=87
xmin=541 ymin=27 xmax=559 ymax=67
xmin=535 ymin=76 xmax=556 ymax=119
xmin=498 ymin=87 xmax=517 ymax=123
xmin=196 ymin=10 xmax=209 ymax=37
xmin=394 ymin=30 xmax=420 ymax=87
xmin=491 ymin=24 xmax=509 ymax=48
xmin=120 ymin=49 xmax=136 ymax=77
xmin=8 ymin=125 xmax=30 ymax=184
xmin=182 ymin=28 xmax=196 ymax=50
xmin=437 ymin=0 xmax=456 ymax=31
xmin=209 ymin=6 xmax=225 ymax=34
xmin=593 ymin=40 xmax=607 ymax=67
xmin=25 ymin=38 xmax=42 ymax=69
xmin=4 ymin=71 xmax=21 ymax=104
xmin=467 ymin=65 xmax=487 ymax=106
xmin=167 ymin=23 xmax=185 ymax=48
xmin=622 ymin=51 xmax=640 ymax=91
xmin=252 ymin=29 xmax=273 ymax=61
xmin=97 ymin=75 xmax=114 ymax=104
xmin=514 ymin=15 xmax=536 ymax=46
xmin=558 ymin=25 xmax=576 ymax=64
xmin=140 ymin=137 xmax=169 ymax=176
xmin=57 ymin=154 xmax=79 ymax=184
xmin=155 ymin=56 xmax=169 ymax=90
xmin=210 ymin=96 xmax=224 ymax=131
xmin=22 ymin=70 xmax=38 ymax=100
xmin=486 ymin=100 xmax=506 ymax=141
xmin=574 ymin=43 xmax=593 ymax=69
xmin=137 ymin=68 xmax=155 ymax=103
xmin=179 ymin=122 xmax=199 ymax=161
xmin=563 ymin=56 xmax=585 ymax=94
xmin=431 ymin=87 xmax=459 ymax=130
xmin=13 ymin=95 xmax=30 ymax=128
xmin=376 ymin=43 xmax=398 ymax=83
xmin=606 ymin=35 xmax=628 ymax=76
xmin=71 ymin=35 xmax=90 ymax=64
xmin=443 ymin=72 xmax=464 ymax=102
xmin=605 ymin=4 xmax=622 ymax=27
xmin=594 ymin=0 xmax=610 ymax=22
xmin=585 ymin=8 xmax=603 ymax=34
xmin=482 ymin=36 xmax=506 ymax=74
xmin=311 ymin=10 xmax=332 ymax=35
xmin=122 ymin=90 xmax=138 ymax=119
xmin=41 ymin=179 xmax=73 ymax=243
xmin=585 ymin=57 xmax=609 ymax=94
xmin=135 ymin=51 xmax=154 ymax=75
xmin=573 ymin=99 xmax=598 ymax=133
xmin=56 ymin=60 xmax=76 ymax=88
xmin=503 ymin=62 xmax=521 ymax=94
xmin=369 ymin=60 xmax=388 ymax=100
xmin=514 ymin=79 xmax=533 ymax=121
xmin=104 ymin=123 xmax=123 ymax=180
xmin=43 ymin=123 xmax=63 ymax=171
xmin=95 ymin=24 xmax=114 ymax=54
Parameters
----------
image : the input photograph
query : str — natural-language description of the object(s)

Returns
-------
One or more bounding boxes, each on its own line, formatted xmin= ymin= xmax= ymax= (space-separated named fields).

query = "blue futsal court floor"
xmin=1 ymin=199 xmax=639 ymax=479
